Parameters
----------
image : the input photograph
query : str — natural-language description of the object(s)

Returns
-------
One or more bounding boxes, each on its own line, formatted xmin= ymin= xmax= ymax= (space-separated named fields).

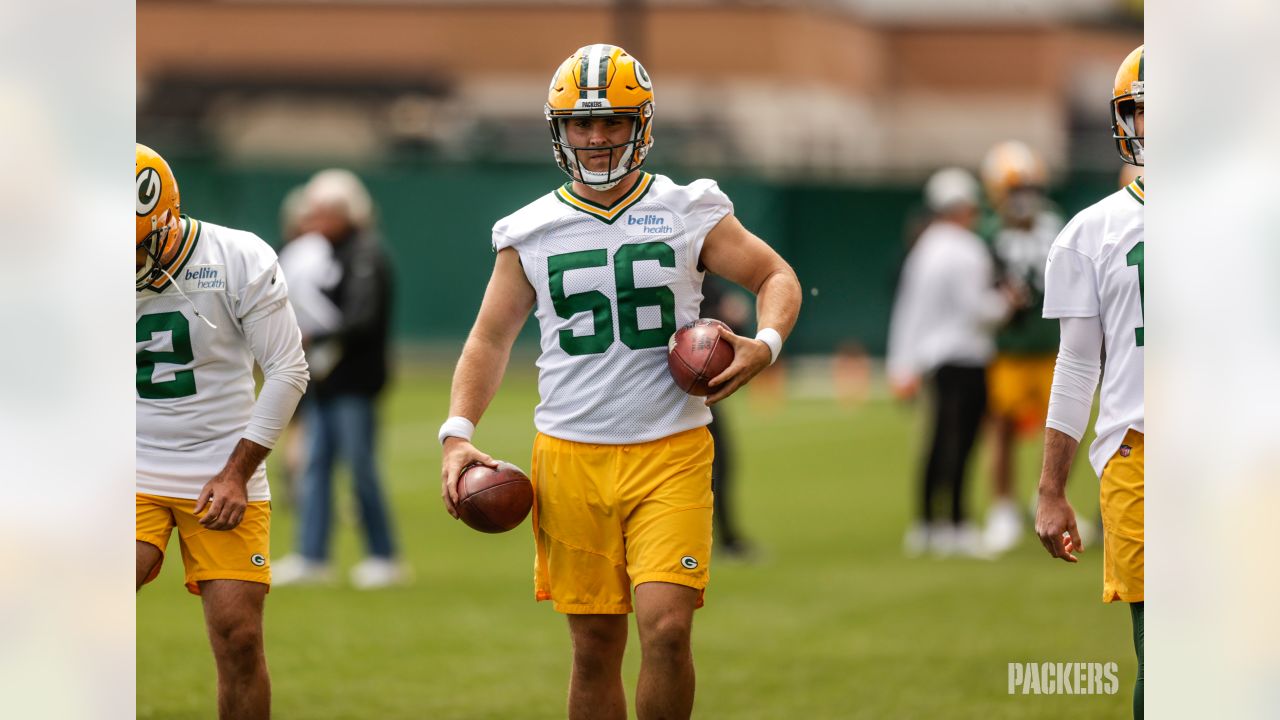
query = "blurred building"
xmin=138 ymin=0 xmax=1140 ymax=179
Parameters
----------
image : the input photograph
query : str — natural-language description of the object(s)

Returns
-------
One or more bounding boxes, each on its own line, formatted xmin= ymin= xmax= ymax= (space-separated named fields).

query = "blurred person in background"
xmin=275 ymin=185 xmax=342 ymax=502
xmin=977 ymin=141 xmax=1065 ymax=556
xmin=888 ymin=167 xmax=1019 ymax=558
xmin=700 ymin=276 xmax=756 ymax=560
xmin=136 ymin=144 xmax=309 ymax=720
xmin=1035 ymin=45 xmax=1145 ymax=719
xmin=273 ymin=169 xmax=405 ymax=589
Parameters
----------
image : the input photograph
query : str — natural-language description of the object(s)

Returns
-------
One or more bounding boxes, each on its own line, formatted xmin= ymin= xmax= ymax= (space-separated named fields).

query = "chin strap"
xmin=154 ymin=263 xmax=218 ymax=330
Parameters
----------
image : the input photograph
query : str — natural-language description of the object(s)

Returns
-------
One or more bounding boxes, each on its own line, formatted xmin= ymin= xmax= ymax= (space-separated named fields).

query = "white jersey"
xmin=1043 ymin=177 xmax=1145 ymax=476
xmin=493 ymin=173 xmax=731 ymax=444
xmin=136 ymin=217 xmax=292 ymax=500
xmin=992 ymin=209 xmax=1064 ymax=297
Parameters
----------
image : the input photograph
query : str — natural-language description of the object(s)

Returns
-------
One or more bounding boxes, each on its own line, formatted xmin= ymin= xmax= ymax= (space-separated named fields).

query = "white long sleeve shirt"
xmin=887 ymin=220 xmax=1009 ymax=382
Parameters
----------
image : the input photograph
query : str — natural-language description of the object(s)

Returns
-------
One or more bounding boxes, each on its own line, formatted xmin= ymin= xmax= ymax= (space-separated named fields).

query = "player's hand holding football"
xmin=441 ymin=437 xmax=498 ymax=519
xmin=194 ymin=469 xmax=250 ymax=531
xmin=704 ymin=327 xmax=773 ymax=406
xmin=1034 ymin=489 xmax=1083 ymax=563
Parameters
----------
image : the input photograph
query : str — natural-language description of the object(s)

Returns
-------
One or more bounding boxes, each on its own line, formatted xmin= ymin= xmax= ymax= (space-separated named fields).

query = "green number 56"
xmin=547 ymin=242 xmax=677 ymax=356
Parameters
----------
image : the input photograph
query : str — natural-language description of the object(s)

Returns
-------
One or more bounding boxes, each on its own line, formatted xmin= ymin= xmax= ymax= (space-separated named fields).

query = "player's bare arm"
xmin=441 ymin=247 xmax=536 ymax=517
xmin=698 ymin=213 xmax=802 ymax=405
xmin=196 ymin=438 xmax=271 ymax=531
xmin=1035 ymin=427 xmax=1084 ymax=563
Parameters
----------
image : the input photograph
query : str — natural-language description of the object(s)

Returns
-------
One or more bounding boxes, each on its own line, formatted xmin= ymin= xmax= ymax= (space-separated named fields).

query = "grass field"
xmin=138 ymin=362 xmax=1133 ymax=719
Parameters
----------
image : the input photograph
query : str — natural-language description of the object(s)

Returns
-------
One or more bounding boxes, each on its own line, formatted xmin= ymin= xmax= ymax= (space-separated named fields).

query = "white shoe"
xmin=903 ymin=522 xmax=931 ymax=558
xmin=928 ymin=522 xmax=957 ymax=557
xmin=952 ymin=522 xmax=992 ymax=559
xmin=983 ymin=499 xmax=1024 ymax=556
xmin=1076 ymin=519 xmax=1099 ymax=549
xmin=350 ymin=557 xmax=410 ymax=590
xmin=271 ymin=554 xmax=334 ymax=587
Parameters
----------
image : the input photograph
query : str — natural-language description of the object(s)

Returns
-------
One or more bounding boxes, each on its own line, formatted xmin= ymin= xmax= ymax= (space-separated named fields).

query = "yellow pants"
xmin=988 ymin=353 xmax=1056 ymax=434
xmin=1100 ymin=430 xmax=1144 ymax=603
xmin=136 ymin=493 xmax=272 ymax=595
xmin=531 ymin=426 xmax=714 ymax=614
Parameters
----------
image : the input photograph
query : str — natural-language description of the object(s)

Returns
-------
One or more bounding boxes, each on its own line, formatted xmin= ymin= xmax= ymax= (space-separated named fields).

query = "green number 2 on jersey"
xmin=547 ymin=242 xmax=677 ymax=356
xmin=1125 ymin=241 xmax=1144 ymax=347
xmin=136 ymin=311 xmax=198 ymax=399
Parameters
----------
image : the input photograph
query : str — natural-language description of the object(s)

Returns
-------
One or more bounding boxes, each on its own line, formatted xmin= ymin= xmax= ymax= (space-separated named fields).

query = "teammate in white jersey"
xmin=437 ymin=45 xmax=801 ymax=720
xmin=978 ymin=141 xmax=1066 ymax=554
xmin=1034 ymin=45 xmax=1145 ymax=719
xmin=136 ymin=144 xmax=308 ymax=720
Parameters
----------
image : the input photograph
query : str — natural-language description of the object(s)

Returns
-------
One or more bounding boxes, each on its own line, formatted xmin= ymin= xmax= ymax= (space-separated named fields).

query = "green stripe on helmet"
xmin=1138 ymin=49 xmax=1144 ymax=81
xmin=597 ymin=50 xmax=610 ymax=100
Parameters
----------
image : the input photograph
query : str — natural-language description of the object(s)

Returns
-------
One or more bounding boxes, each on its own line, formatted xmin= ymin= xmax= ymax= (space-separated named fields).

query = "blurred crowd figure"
xmin=274 ymin=185 xmax=341 ymax=505
xmin=273 ymin=169 xmax=405 ymax=589
xmin=888 ymin=168 xmax=1020 ymax=558
xmin=700 ymin=276 xmax=756 ymax=560
xmin=977 ymin=141 xmax=1064 ymax=555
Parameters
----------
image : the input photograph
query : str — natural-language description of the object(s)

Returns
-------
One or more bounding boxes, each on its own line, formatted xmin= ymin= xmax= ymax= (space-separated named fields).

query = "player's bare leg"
xmin=200 ymin=579 xmax=271 ymax=720
xmin=634 ymin=582 xmax=698 ymax=720
xmin=991 ymin=416 xmax=1015 ymax=501
xmin=566 ymin=614 xmax=627 ymax=720
xmin=135 ymin=541 xmax=163 ymax=591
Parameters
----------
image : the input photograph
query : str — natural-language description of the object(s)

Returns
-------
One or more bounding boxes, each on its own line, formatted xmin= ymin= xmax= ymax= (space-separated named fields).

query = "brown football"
xmin=667 ymin=318 xmax=735 ymax=396
xmin=457 ymin=461 xmax=533 ymax=534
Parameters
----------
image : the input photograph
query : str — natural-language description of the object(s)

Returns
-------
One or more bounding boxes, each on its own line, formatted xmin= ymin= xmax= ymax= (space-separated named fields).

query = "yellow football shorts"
xmin=530 ymin=426 xmax=714 ymax=614
xmin=988 ymin=353 xmax=1057 ymax=433
xmin=1099 ymin=430 xmax=1144 ymax=603
xmin=136 ymin=493 xmax=272 ymax=595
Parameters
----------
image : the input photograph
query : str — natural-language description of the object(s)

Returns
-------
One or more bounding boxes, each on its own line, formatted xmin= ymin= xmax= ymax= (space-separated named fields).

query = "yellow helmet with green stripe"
xmin=136 ymin=143 xmax=182 ymax=291
xmin=1111 ymin=45 xmax=1145 ymax=166
xmin=545 ymin=44 xmax=655 ymax=190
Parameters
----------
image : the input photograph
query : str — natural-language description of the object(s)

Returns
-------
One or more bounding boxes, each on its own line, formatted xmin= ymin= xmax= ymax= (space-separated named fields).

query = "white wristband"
xmin=437 ymin=416 xmax=476 ymax=446
xmin=754 ymin=328 xmax=783 ymax=365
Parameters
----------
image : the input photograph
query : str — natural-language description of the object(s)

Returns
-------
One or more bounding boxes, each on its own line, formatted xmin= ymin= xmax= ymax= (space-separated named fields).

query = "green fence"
xmin=166 ymin=155 xmax=1119 ymax=355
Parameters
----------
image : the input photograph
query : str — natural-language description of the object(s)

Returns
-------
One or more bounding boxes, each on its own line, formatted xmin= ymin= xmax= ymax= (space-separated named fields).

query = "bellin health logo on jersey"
xmin=181 ymin=265 xmax=227 ymax=291
xmin=625 ymin=212 xmax=674 ymax=235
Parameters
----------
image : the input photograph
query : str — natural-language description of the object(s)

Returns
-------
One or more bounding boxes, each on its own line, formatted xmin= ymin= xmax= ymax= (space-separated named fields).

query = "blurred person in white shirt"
xmin=888 ymin=168 xmax=1019 ymax=557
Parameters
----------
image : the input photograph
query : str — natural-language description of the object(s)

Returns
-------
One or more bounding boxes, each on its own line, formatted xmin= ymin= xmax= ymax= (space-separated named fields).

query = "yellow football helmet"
xmin=1112 ymin=45 xmax=1144 ymax=166
xmin=981 ymin=141 xmax=1047 ymax=205
xmin=136 ymin=143 xmax=182 ymax=290
xmin=981 ymin=140 xmax=1047 ymax=222
xmin=545 ymin=44 xmax=655 ymax=190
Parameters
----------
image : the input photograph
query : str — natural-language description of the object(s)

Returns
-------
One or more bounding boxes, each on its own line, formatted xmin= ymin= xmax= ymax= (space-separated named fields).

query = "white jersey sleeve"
xmin=1043 ymin=228 xmax=1101 ymax=319
xmin=241 ymin=298 xmax=308 ymax=450
xmin=665 ymin=178 xmax=732 ymax=271
xmin=1042 ymin=179 xmax=1145 ymax=476
xmin=231 ymin=236 xmax=291 ymax=321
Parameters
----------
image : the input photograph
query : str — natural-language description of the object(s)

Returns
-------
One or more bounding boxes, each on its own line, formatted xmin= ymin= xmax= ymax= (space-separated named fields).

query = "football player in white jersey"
xmin=978 ymin=141 xmax=1066 ymax=554
xmin=437 ymin=45 xmax=801 ymax=720
xmin=1034 ymin=45 xmax=1145 ymax=719
xmin=136 ymin=144 xmax=309 ymax=720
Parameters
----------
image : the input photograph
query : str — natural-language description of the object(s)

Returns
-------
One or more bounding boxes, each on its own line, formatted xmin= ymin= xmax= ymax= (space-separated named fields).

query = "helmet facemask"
xmin=547 ymin=105 xmax=653 ymax=191
xmin=1112 ymin=83 xmax=1145 ymax=166
xmin=136 ymin=210 xmax=179 ymax=291
xmin=1002 ymin=186 xmax=1045 ymax=225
